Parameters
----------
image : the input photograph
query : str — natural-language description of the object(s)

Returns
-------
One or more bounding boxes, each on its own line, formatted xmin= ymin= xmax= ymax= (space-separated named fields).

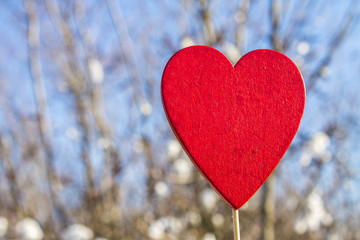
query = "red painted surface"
xmin=161 ymin=46 xmax=305 ymax=209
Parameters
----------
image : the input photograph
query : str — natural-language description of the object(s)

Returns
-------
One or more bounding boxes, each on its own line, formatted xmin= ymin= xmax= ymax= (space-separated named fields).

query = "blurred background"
xmin=0 ymin=0 xmax=359 ymax=239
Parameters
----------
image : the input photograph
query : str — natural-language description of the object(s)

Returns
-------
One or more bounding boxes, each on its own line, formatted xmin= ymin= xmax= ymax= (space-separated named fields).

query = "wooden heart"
xmin=161 ymin=46 xmax=305 ymax=209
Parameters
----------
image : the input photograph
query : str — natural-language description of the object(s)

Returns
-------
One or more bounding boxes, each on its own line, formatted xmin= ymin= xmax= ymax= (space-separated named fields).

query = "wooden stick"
xmin=233 ymin=208 xmax=241 ymax=240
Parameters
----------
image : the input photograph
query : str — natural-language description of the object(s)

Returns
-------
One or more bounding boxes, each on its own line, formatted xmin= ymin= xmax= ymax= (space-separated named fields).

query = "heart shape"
xmin=161 ymin=46 xmax=305 ymax=209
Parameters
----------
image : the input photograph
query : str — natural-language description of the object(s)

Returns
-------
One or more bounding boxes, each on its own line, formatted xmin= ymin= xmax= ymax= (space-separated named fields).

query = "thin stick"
xmin=233 ymin=208 xmax=241 ymax=240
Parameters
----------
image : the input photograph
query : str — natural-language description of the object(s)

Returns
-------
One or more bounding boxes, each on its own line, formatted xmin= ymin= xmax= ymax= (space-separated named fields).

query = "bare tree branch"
xmin=0 ymin=131 xmax=24 ymax=216
xmin=235 ymin=0 xmax=250 ymax=55
xmin=45 ymin=0 xmax=97 ymax=208
xmin=198 ymin=0 xmax=217 ymax=46
xmin=306 ymin=0 xmax=359 ymax=91
xmin=269 ymin=0 xmax=282 ymax=51
xmin=24 ymin=0 xmax=69 ymax=230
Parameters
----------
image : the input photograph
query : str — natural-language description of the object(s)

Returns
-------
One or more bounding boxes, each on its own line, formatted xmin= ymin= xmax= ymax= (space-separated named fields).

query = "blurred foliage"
xmin=0 ymin=0 xmax=360 ymax=239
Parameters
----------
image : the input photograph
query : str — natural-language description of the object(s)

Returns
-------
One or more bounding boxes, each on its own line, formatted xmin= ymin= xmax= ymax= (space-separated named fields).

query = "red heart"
xmin=161 ymin=46 xmax=305 ymax=209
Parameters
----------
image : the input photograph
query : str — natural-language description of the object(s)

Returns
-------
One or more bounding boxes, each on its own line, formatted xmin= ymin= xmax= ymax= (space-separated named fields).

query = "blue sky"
xmin=0 ymin=0 xmax=359 ymax=218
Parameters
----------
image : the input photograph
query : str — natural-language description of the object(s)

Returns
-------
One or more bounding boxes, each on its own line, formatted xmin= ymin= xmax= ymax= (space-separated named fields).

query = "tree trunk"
xmin=261 ymin=172 xmax=276 ymax=240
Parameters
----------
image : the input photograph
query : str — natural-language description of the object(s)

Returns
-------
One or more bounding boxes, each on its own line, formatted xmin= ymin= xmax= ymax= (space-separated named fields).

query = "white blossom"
xmin=203 ymin=233 xmax=216 ymax=240
xmin=173 ymin=158 xmax=193 ymax=181
xmin=294 ymin=218 xmax=307 ymax=234
xmin=309 ymin=132 xmax=330 ymax=155
xmin=294 ymin=190 xmax=333 ymax=234
xmin=201 ymin=189 xmax=218 ymax=211
xmin=299 ymin=151 xmax=312 ymax=168
xmin=66 ymin=127 xmax=80 ymax=141
xmin=140 ymin=102 xmax=153 ymax=116
xmin=167 ymin=140 xmax=182 ymax=159
xmin=300 ymin=132 xmax=331 ymax=167
xmin=97 ymin=137 xmax=112 ymax=150
xmin=211 ymin=213 xmax=224 ymax=227
xmin=61 ymin=224 xmax=94 ymax=240
xmin=306 ymin=191 xmax=333 ymax=230
xmin=15 ymin=218 xmax=44 ymax=240
xmin=181 ymin=36 xmax=195 ymax=49
xmin=297 ymin=41 xmax=310 ymax=56
xmin=0 ymin=216 xmax=8 ymax=238
xmin=155 ymin=181 xmax=170 ymax=197
xmin=148 ymin=217 xmax=183 ymax=239
xmin=88 ymin=58 xmax=104 ymax=84
xmin=186 ymin=212 xmax=201 ymax=226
